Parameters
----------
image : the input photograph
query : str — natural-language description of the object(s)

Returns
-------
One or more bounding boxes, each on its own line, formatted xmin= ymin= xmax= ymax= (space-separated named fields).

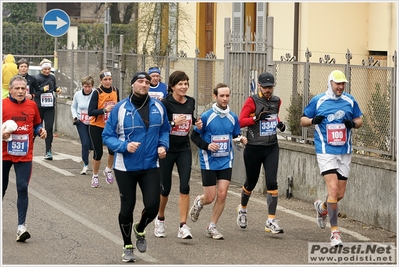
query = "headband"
xmin=41 ymin=63 xmax=52 ymax=70
xmin=100 ymin=71 xmax=112 ymax=79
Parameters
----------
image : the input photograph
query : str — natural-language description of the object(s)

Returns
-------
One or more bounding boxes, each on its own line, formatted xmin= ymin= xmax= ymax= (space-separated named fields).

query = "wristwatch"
xmin=170 ymin=120 xmax=175 ymax=127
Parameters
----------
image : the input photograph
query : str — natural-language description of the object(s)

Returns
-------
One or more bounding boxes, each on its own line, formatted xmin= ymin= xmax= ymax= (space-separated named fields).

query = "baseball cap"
xmin=148 ymin=66 xmax=161 ymax=75
xmin=329 ymin=70 xmax=348 ymax=83
xmin=131 ymin=71 xmax=151 ymax=85
xmin=258 ymin=72 xmax=275 ymax=87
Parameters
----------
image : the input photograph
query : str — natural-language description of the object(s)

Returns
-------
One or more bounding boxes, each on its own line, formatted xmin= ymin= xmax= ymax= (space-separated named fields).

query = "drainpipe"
xmin=293 ymin=3 xmax=299 ymax=61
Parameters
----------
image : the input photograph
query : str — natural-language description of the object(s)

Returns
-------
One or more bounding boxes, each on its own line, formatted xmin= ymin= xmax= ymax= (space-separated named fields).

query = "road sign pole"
xmin=54 ymin=37 xmax=58 ymax=70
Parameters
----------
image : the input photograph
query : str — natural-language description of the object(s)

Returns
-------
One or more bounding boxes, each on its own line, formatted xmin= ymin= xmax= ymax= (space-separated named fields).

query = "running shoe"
xmin=314 ymin=200 xmax=328 ymax=229
xmin=236 ymin=204 xmax=248 ymax=229
xmin=16 ymin=224 xmax=31 ymax=242
xmin=122 ymin=244 xmax=135 ymax=262
xmin=103 ymin=169 xmax=114 ymax=184
xmin=206 ymin=226 xmax=224 ymax=240
xmin=264 ymin=219 xmax=284 ymax=234
xmin=91 ymin=175 xmax=99 ymax=188
xmin=44 ymin=150 xmax=53 ymax=160
xmin=80 ymin=165 xmax=89 ymax=175
xmin=133 ymin=222 xmax=147 ymax=253
xmin=154 ymin=217 xmax=165 ymax=238
xmin=330 ymin=230 xmax=343 ymax=247
xmin=177 ymin=224 xmax=193 ymax=239
xmin=189 ymin=195 xmax=203 ymax=222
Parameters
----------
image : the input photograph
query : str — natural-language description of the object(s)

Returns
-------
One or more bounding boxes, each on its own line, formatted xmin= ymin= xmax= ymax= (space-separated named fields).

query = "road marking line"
xmin=33 ymin=157 xmax=75 ymax=177
xmin=27 ymin=185 xmax=158 ymax=263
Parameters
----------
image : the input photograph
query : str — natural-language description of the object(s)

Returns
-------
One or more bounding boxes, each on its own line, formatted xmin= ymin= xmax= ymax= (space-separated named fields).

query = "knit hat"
xmin=40 ymin=58 xmax=52 ymax=70
xmin=131 ymin=71 xmax=151 ymax=85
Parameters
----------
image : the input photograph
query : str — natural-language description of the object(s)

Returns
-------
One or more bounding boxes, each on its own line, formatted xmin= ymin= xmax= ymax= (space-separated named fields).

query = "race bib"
xmin=259 ymin=114 xmax=278 ymax=136
xmin=40 ymin=92 xmax=54 ymax=107
xmin=326 ymin=123 xmax=347 ymax=146
xmin=211 ymin=134 xmax=230 ymax=157
xmin=148 ymin=91 xmax=164 ymax=99
xmin=170 ymin=114 xmax=192 ymax=136
xmin=80 ymin=110 xmax=91 ymax=125
xmin=103 ymin=101 xmax=116 ymax=122
xmin=7 ymin=134 xmax=29 ymax=156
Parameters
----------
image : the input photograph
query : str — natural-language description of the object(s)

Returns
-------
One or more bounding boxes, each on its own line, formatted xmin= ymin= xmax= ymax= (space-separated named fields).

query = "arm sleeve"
xmin=102 ymin=105 xmax=128 ymax=153
xmin=190 ymin=130 xmax=209 ymax=150
xmin=158 ymin=104 xmax=170 ymax=150
xmin=238 ymin=97 xmax=256 ymax=128
xmin=70 ymin=93 xmax=78 ymax=119
xmin=88 ymin=90 xmax=103 ymax=116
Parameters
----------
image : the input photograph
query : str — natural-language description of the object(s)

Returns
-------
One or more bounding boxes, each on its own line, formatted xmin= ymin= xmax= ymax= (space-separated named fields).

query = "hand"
xmin=43 ymin=85 xmax=49 ymax=92
xmin=73 ymin=118 xmax=79 ymax=126
xmin=127 ymin=142 xmax=141 ymax=153
xmin=56 ymin=87 xmax=62 ymax=94
xmin=277 ymin=121 xmax=286 ymax=132
xmin=39 ymin=128 xmax=47 ymax=139
xmin=254 ymin=109 xmax=271 ymax=121
xmin=344 ymin=119 xmax=356 ymax=129
xmin=158 ymin=146 xmax=167 ymax=159
xmin=311 ymin=116 xmax=325 ymax=125
xmin=195 ymin=116 xmax=202 ymax=130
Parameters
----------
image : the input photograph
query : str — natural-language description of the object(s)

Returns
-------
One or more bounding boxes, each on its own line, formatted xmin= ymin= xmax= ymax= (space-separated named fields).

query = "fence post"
xmin=70 ymin=42 xmax=75 ymax=99
xmin=302 ymin=48 xmax=312 ymax=142
xmin=390 ymin=50 xmax=397 ymax=160
xmin=266 ymin=16 xmax=274 ymax=74
xmin=345 ymin=49 xmax=352 ymax=94
xmin=224 ymin=18 xmax=231 ymax=86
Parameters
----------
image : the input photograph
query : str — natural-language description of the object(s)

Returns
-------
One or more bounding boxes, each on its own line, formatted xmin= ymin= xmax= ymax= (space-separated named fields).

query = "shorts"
xmin=316 ymin=154 xmax=351 ymax=178
xmin=201 ymin=168 xmax=232 ymax=187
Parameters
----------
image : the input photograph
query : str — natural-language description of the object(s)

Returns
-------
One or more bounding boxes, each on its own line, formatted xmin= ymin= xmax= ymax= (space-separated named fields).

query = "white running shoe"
xmin=330 ymin=230 xmax=343 ymax=247
xmin=154 ymin=217 xmax=165 ymax=238
xmin=189 ymin=195 xmax=203 ymax=222
xmin=265 ymin=219 xmax=284 ymax=234
xmin=91 ymin=175 xmax=99 ymax=188
xmin=16 ymin=224 xmax=31 ymax=242
xmin=80 ymin=165 xmax=89 ymax=175
xmin=177 ymin=224 xmax=193 ymax=239
xmin=236 ymin=204 xmax=248 ymax=229
xmin=314 ymin=200 xmax=328 ymax=229
xmin=206 ymin=226 xmax=224 ymax=240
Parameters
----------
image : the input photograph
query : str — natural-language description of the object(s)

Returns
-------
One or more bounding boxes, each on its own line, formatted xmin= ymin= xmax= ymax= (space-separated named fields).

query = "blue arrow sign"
xmin=42 ymin=9 xmax=70 ymax=38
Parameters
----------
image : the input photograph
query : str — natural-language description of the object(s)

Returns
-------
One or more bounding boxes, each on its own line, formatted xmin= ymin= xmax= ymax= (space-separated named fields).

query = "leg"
xmin=176 ymin=150 xmax=192 ymax=224
xmin=114 ymin=169 xmax=137 ymax=247
xmin=42 ymin=107 xmax=55 ymax=152
xmin=76 ymin=123 xmax=91 ymax=166
xmin=210 ymin=179 xmax=230 ymax=225
xmin=89 ymin=125 xmax=103 ymax=176
xmin=134 ymin=168 xmax=161 ymax=252
xmin=241 ymin=145 xmax=264 ymax=208
xmin=107 ymin=152 xmax=114 ymax=170
xmin=158 ymin=152 xmax=176 ymax=218
xmin=14 ymin=162 xmax=33 ymax=226
xmin=2 ymin=161 xmax=13 ymax=198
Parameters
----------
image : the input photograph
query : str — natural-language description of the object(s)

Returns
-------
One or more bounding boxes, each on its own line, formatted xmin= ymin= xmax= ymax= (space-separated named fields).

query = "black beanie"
xmin=131 ymin=71 xmax=151 ymax=85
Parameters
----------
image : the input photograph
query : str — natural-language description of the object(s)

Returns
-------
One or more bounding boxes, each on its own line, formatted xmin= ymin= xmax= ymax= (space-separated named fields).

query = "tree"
xmin=94 ymin=2 xmax=136 ymax=24
xmin=3 ymin=3 xmax=37 ymax=24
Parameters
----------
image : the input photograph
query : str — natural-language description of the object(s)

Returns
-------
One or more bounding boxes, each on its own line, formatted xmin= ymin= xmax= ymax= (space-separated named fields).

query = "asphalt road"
xmin=2 ymin=135 xmax=397 ymax=266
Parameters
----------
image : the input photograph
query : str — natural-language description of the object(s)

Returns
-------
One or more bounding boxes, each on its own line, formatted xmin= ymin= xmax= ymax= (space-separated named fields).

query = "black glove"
xmin=259 ymin=112 xmax=271 ymax=121
xmin=73 ymin=118 xmax=80 ymax=126
xmin=277 ymin=122 xmax=286 ymax=132
xmin=344 ymin=119 xmax=356 ymax=129
xmin=311 ymin=116 xmax=325 ymax=125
